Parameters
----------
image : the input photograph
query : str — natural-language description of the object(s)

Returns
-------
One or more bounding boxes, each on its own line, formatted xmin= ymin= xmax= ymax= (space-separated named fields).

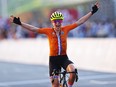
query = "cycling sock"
xmin=68 ymin=84 xmax=72 ymax=87
xmin=68 ymin=81 xmax=73 ymax=87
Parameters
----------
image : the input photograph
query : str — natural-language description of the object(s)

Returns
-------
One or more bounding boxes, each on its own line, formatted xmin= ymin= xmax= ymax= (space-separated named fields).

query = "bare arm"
xmin=75 ymin=12 xmax=92 ymax=26
xmin=21 ymin=22 xmax=38 ymax=32
xmin=9 ymin=15 xmax=39 ymax=32
xmin=75 ymin=1 xmax=99 ymax=26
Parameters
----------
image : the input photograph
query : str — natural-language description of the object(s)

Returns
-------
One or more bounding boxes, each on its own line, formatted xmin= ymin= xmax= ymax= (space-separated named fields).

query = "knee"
xmin=67 ymin=64 xmax=75 ymax=72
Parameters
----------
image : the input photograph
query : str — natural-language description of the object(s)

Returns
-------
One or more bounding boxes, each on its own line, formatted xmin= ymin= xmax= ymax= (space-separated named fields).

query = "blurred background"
xmin=0 ymin=0 xmax=116 ymax=87
xmin=0 ymin=0 xmax=116 ymax=39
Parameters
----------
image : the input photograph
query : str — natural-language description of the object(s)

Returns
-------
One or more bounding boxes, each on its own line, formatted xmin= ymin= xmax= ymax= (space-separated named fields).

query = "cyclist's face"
xmin=52 ymin=19 xmax=63 ymax=30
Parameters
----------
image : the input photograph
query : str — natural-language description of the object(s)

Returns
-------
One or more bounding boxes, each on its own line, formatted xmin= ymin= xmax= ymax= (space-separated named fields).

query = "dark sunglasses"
xmin=53 ymin=19 xmax=63 ymax=23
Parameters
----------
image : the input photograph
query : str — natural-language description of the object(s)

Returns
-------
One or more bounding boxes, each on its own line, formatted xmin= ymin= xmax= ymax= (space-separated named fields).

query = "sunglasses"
xmin=53 ymin=19 xmax=63 ymax=24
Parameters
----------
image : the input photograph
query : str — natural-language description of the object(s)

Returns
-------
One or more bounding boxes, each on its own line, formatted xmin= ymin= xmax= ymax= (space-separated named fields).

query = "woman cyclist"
xmin=9 ymin=2 xmax=99 ymax=87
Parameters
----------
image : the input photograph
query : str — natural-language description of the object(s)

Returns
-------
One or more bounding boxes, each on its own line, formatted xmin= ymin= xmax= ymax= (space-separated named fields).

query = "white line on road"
xmin=90 ymin=80 xmax=116 ymax=85
xmin=79 ymin=74 xmax=116 ymax=80
xmin=0 ymin=79 xmax=50 ymax=86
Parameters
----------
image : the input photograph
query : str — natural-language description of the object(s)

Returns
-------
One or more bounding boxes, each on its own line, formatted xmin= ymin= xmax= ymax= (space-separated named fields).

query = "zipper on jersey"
xmin=56 ymin=33 xmax=62 ymax=55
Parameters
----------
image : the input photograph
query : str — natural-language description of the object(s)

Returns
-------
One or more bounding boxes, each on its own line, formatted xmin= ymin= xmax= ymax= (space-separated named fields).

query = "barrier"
xmin=0 ymin=38 xmax=116 ymax=73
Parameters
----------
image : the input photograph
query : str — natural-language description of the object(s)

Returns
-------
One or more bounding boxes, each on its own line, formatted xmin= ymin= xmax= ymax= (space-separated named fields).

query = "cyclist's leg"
xmin=49 ymin=56 xmax=61 ymax=87
xmin=50 ymin=76 xmax=60 ymax=87
xmin=66 ymin=64 xmax=76 ymax=86
xmin=49 ymin=66 xmax=60 ymax=87
xmin=61 ymin=56 xmax=76 ymax=87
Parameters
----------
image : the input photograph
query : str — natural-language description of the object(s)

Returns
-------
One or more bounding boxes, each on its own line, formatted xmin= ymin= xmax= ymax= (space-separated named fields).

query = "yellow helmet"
xmin=50 ymin=11 xmax=64 ymax=21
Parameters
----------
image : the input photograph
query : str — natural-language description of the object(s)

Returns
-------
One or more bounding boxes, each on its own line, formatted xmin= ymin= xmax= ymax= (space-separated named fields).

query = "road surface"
xmin=0 ymin=61 xmax=116 ymax=87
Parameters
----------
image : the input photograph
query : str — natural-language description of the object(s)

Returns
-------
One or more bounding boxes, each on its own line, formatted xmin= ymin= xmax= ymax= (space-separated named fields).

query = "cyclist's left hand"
xmin=91 ymin=1 xmax=100 ymax=14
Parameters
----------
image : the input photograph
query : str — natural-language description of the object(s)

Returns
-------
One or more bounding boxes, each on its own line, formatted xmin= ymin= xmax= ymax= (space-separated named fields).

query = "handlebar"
xmin=52 ymin=69 xmax=78 ymax=82
xmin=52 ymin=69 xmax=77 ymax=74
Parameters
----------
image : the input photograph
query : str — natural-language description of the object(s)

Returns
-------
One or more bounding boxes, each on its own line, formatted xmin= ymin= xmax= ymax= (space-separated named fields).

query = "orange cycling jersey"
xmin=37 ymin=23 xmax=78 ymax=56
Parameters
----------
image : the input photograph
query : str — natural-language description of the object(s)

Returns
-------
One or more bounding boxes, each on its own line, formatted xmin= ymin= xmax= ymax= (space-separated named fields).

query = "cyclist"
xmin=9 ymin=2 xmax=99 ymax=87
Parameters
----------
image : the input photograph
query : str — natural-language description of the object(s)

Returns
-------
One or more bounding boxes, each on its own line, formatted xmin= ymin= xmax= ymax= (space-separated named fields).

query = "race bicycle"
xmin=52 ymin=68 xmax=78 ymax=87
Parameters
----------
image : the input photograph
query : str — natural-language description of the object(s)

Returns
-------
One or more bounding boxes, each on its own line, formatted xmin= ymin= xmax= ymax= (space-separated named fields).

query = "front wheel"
xmin=63 ymin=82 xmax=68 ymax=87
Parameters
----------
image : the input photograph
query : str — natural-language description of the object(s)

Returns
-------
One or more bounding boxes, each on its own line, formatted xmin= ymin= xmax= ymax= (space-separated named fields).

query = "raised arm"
xmin=75 ymin=1 xmax=99 ymax=26
xmin=9 ymin=15 xmax=39 ymax=32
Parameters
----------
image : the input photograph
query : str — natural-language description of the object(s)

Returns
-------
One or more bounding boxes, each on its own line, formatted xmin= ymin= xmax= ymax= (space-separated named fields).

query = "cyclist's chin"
xmin=57 ymin=26 xmax=61 ymax=30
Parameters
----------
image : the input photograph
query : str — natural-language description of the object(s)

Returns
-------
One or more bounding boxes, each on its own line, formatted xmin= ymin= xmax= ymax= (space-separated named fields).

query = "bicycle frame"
xmin=59 ymin=70 xmax=68 ymax=87
xmin=52 ymin=69 xmax=78 ymax=87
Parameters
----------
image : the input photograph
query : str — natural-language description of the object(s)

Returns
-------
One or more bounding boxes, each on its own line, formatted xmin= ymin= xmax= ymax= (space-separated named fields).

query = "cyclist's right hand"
xmin=9 ymin=15 xmax=22 ymax=25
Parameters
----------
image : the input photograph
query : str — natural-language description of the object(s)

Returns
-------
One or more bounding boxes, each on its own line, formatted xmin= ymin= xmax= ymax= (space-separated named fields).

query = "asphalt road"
xmin=0 ymin=61 xmax=116 ymax=87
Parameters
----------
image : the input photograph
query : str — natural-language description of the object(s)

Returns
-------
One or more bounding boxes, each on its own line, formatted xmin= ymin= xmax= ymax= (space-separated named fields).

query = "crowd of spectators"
xmin=0 ymin=16 xmax=116 ymax=40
